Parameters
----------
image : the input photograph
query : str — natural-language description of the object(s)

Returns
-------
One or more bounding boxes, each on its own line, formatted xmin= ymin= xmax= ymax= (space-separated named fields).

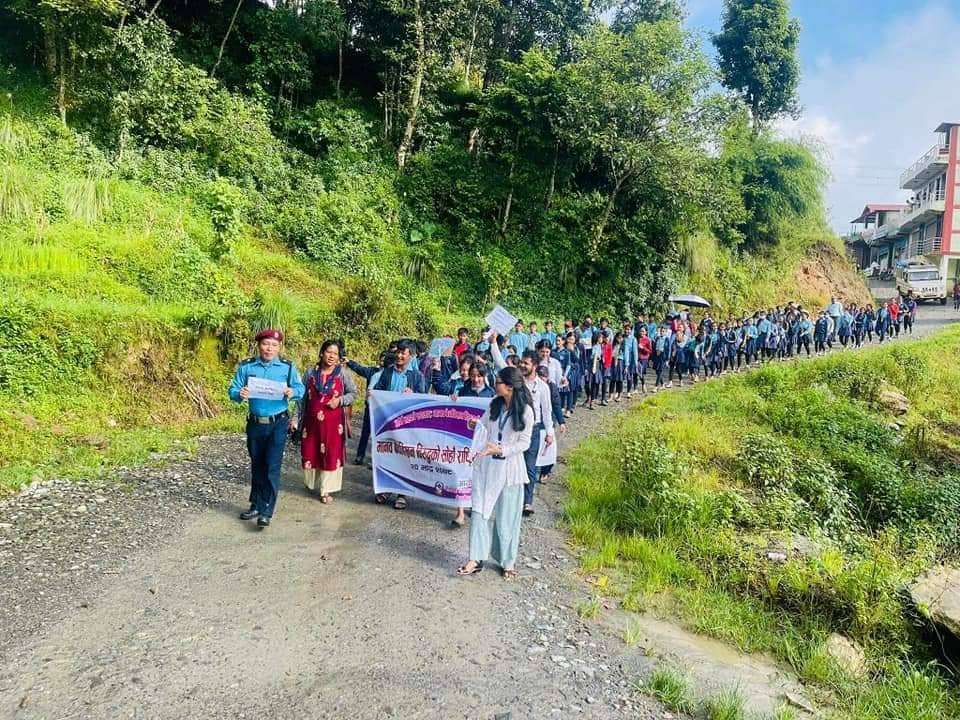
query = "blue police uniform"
xmin=228 ymin=355 xmax=305 ymax=521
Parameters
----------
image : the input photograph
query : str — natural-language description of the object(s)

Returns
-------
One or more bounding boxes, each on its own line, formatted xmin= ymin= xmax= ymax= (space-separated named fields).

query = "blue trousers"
xmin=246 ymin=418 xmax=288 ymax=518
xmin=523 ymin=424 xmax=543 ymax=507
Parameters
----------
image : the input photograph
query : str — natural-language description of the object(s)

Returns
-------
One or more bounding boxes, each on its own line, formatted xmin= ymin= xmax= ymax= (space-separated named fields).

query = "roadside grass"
xmin=567 ymin=327 xmax=960 ymax=719
xmin=703 ymin=687 xmax=747 ymax=720
xmin=644 ymin=667 xmax=695 ymax=714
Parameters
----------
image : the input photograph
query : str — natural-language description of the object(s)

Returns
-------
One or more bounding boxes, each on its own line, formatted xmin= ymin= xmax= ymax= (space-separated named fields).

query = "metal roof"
xmin=849 ymin=204 xmax=909 ymax=224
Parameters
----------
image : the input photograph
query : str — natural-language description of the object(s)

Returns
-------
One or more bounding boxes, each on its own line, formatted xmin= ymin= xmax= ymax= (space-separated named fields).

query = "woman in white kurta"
xmin=457 ymin=366 xmax=534 ymax=578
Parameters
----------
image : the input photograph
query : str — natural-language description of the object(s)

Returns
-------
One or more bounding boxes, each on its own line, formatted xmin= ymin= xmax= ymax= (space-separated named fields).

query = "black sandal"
xmin=457 ymin=561 xmax=483 ymax=576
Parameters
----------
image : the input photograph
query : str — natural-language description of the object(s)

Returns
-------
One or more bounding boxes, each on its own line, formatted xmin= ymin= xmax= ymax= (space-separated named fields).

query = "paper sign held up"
xmin=485 ymin=304 xmax=519 ymax=337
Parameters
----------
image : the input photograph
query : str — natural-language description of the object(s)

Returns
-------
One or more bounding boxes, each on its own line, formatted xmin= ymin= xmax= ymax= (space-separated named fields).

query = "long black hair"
xmin=489 ymin=366 xmax=532 ymax=432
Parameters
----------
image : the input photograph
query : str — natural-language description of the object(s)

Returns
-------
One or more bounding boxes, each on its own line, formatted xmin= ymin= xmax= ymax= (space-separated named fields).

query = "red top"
xmin=889 ymin=304 xmax=899 ymax=319
xmin=453 ymin=341 xmax=471 ymax=358
xmin=637 ymin=336 xmax=652 ymax=360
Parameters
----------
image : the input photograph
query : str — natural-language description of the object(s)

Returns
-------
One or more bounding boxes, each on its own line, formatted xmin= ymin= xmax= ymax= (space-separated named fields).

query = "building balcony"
xmin=900 ymin=143 xmax=950 ymax=189
xmin=898 ymin=191 xmax=946 ymax=232
xmin=908 ymin=235 xmax=943 ymax=257
xmin=860 ymin=218 xmax=903 ymax=246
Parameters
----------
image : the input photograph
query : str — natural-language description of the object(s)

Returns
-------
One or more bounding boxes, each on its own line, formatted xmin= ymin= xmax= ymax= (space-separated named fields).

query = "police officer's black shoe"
xmin=257 ymin=516 xmax=271 ymax=528
xmin=239 ymin=507 xmax=259 ymax=521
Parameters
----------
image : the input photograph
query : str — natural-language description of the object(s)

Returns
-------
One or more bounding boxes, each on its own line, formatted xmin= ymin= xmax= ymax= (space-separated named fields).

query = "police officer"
xmin=228 ymin=328 xmax=305 ymax=528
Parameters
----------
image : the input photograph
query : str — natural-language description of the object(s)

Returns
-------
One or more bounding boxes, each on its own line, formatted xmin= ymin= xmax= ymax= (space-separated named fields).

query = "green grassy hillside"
xmin=566 ymin=328 xmax=960 ymax=719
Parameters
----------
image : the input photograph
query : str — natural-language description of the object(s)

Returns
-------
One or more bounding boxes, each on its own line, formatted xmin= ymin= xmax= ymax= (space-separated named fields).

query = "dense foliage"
xmin=1 ymin=0 xmax=821 ymax=316
xmin=0 ymin=0 xmax=860 ymax=490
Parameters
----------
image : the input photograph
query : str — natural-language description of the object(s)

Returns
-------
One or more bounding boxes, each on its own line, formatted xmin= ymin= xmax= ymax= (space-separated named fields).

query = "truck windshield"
xmin=907 ymin=270 xmax=939 ymax=281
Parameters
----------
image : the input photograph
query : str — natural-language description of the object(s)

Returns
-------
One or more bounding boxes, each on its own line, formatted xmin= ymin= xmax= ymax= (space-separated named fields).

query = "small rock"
xmin=766 ymin=551 xmax=788 ymax=563
xmin=824 ymin=633 xmax=867 ymax=678
xmin=784 ymin=691 xmax=816 ymax=714
xmin=879 ymin=388 xmax=910 ymax=415
xmin=911 ymin=566 xmax=960 ymax=639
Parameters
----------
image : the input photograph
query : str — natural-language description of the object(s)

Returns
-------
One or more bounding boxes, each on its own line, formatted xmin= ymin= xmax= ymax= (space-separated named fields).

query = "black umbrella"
xmin=669 ymin=293 xmax=711 ymax=308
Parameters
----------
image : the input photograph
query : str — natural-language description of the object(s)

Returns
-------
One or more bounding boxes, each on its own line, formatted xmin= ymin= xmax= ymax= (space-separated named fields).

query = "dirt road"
xmin=2 ymin=305 xmax=957 ymax=720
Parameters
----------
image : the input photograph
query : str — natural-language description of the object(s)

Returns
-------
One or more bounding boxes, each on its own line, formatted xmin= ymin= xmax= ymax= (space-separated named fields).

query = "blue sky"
xmin=685 ymin=0 xmax=960 ymax=230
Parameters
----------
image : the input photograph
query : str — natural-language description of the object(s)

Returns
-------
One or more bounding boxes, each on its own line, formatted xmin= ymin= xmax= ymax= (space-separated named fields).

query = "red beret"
xmin=255 ymin=328 xmax=284 ymax=343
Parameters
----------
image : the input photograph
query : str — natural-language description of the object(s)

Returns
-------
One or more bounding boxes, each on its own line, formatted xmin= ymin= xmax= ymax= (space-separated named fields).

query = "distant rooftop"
xmin=850 ymin=203 xmax=909 ymax=224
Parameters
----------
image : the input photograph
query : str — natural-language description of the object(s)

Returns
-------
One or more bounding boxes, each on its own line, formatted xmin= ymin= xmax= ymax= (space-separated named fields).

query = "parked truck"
xmin=895 ymin=260 xmax=947 ymax=304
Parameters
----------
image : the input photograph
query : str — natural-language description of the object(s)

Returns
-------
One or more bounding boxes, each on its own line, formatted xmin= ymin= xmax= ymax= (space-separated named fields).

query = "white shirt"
xmin=525 ymin=376 xmax=554 ymax=436
xmin=489 ymin=343 xmax=554 ymax=437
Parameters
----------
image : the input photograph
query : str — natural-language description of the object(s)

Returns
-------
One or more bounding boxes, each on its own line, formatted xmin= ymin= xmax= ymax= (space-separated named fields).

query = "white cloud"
xmin=777 ymin=2 xmax=960 ymax=230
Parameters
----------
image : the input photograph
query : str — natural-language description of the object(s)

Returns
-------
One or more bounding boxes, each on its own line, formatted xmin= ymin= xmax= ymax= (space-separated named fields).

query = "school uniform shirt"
xmin=459 ymin=384 xmax=495 ymax=398
xmin=622 ymin=334 xmax=639 ymax=369
xmin=371 ymin=364 xmax=427 ymax=393
xmin=758 ymin=318 xmax=771 ymax=335
xmin=798 ymin=319 xmax=813 ymax=337
xmin=229 ymin=356 xmax=305 ymax=417
xmin=509 ymin=331 xmax=529 ymax=354
xmin=744 ymin=325 xmax=759 ymax=340
xmin=541 ymin=331 xmax=558 ymax=347
xmin=814 ymin=318 xmax=828 ymax=340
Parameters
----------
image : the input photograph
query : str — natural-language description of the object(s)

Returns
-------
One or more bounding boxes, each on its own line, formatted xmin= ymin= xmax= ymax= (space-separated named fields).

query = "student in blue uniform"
xmin=622 ymin=320 xmax=639 ymax=398
xmin=863 ymin=304 xmax=876 ymax=343
xmin=541 ymin=321 xmax=558 ymax=348
xmin=901 ymin=298 xmax=915 ymax=334
xmin=535 ymin=364 xmax=566 ymax=484
xmin=459 ymin=362 xmax=495 ymax=398
xmin=721 ymin=323 xmax=737 ymax=374
xmin=652 ymin=325 xmax=671 ymax=392
xmin=796 ymin=312 xmax=813 ymax=356
xmin=509 ymin=320 xmax=529 ymax=354
xmin=554 ymin=333 xmax=580 ymax=416
xmin=876 ymin=302 xmax=890 ymax=343
xmin=667 ymin=329 xmax=690 ymax=388
xmin=743 ymin=318 xmax=759 ymax=366
xmin=228 ymin=328 xmax=305 ymax=528
xmin=757 ymin=312 xmax=771 ymax=362
xmin=814 ymin=311 xmax=829 ymax=354
xmin=527 ymin=321 xmax=542 ymax=349
xmin=837 ymin=307 xmax=853 ymax=348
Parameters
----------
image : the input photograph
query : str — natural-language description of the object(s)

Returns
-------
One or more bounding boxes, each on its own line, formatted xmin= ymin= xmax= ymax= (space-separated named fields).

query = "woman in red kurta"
xmin=299 ymin=340 xmax=356 ymax=503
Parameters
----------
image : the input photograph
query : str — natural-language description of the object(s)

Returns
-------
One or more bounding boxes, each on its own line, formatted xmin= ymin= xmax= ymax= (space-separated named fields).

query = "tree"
xmin=560 ymin=22 xmax=713 ymax=258
xmin=712 ymin=0 xmax=800 ymax=131
xmin=477 ymin=50 xmax=566 ymax=232
xmin=11 ymin=0 xmax=125 ymax=124
xmin=718 ymin=115 xmax=827 ymax=249
xmin=611 ymin=0 xmax=683 ymax=33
